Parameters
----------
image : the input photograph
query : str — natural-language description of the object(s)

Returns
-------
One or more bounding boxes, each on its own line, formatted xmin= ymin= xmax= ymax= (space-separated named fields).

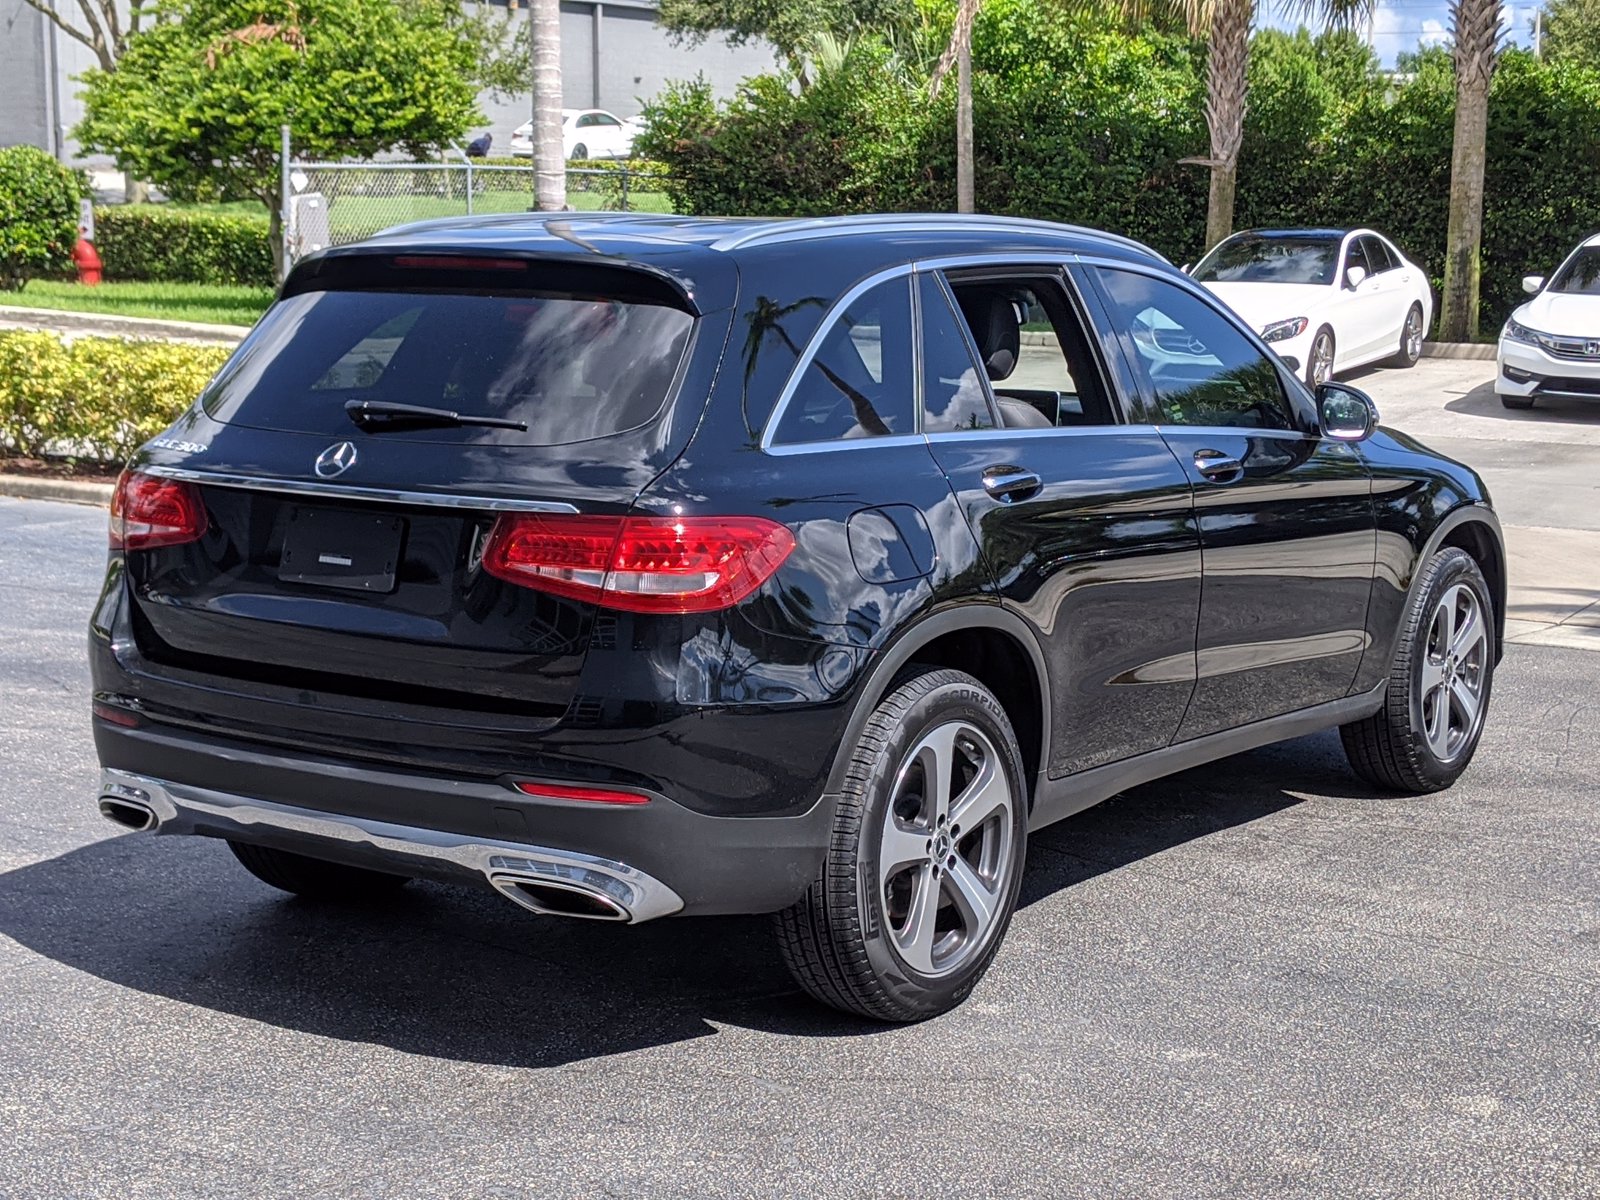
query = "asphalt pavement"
xmin=2 ymin=372 xmax=1599 ymax=1197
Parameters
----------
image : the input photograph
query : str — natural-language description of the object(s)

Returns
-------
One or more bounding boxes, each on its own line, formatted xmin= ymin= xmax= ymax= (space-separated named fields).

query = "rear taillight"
xmin=110 ymin=471 xmax=206 ymax=551
xmin=482 ymin=514 xmax=796 ymax=614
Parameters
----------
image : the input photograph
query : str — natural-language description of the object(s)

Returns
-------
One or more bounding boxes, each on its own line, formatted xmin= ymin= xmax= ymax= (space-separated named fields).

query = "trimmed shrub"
xmin=0 ymin=146 xmax=86 ymax=291
xmin=0 ymin=331 xmax=231 ymax=464
xmin=93 ymin=206 xmax=274 ymax=288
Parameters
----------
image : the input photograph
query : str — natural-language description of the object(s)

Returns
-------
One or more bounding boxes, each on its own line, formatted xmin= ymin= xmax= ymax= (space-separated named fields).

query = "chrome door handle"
xmin=1193 ymin=449 xmax=1243 ymax=481
xmin=981 ymin=466 xmax=1043 ymax=501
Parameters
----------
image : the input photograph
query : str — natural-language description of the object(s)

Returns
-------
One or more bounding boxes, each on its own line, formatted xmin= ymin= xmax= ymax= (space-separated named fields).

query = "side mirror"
xmin=1317 ymin=381 xmax=1378 ymax=443
xmin=1344 ymin=265 xmax=1368 ymax=290
xmin=1522 ymin=274 xmax=1545 ymax=295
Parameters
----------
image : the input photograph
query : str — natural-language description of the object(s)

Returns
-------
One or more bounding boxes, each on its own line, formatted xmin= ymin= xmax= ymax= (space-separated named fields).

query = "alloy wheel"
xmin=1418 ymin=582 xmax=1488 ymax=763
xmin=1310 ymin=332 xmax=1334 ymax=387
xmin=878 ymin=721 xmax=1017 ymax=978
xmin=1405 ymin=309 xmax=1423 ymax=360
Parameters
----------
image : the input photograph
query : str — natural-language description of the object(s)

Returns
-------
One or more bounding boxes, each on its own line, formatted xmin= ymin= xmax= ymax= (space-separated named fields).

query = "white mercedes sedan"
xmin=1497 ymin=233 xmax=1600 ymax=409
xmin=1191 ymin=228 xmax=1433 ymax=388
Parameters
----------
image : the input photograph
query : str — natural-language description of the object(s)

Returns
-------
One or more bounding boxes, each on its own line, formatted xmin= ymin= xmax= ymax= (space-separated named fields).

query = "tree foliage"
xmin=75 ymin=0 xmax=482 ymax=224
xmin=639 ymin=10 xmax=1600 ymax=330
xmin=657 ymin=0 xmax=918 ymax=76
xmin=0 ymin=146 xmax=86 ymax=292
xmin=1543 ymin=0 xmax=1600 ymax=64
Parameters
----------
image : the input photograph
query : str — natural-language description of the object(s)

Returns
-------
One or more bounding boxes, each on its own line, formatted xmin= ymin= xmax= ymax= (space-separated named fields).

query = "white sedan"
xmin=508 ymin=109 xmax=641 ymax=161
xmin=1496 ymin=233 xmax=1600 ymax=409
xmin=1191 ymin=228 xmax=1433 ymax=388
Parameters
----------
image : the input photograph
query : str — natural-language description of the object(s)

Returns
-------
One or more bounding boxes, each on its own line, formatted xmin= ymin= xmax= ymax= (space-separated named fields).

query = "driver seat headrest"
xmin=956 ymin=288 xmax=1024 ymax=382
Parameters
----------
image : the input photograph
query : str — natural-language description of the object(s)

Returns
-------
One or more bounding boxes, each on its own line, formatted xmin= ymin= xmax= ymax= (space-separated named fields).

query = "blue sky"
xmin=1257 ymin=1 xmax=1542 ymax=67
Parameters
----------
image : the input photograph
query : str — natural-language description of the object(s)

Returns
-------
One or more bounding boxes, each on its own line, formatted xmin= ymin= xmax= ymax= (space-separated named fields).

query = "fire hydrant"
xmin=72 ymin=236 xmax=103 ymax=286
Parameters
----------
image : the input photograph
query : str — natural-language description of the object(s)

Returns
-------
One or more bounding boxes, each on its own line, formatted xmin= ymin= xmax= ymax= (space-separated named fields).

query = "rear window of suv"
xmin=201 ymin=265 xmax=696 ymax=445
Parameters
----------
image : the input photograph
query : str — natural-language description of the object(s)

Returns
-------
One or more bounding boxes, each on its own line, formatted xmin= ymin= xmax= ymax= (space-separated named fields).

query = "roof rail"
xmin=709 ymin=213 xmax=1165 ymax=261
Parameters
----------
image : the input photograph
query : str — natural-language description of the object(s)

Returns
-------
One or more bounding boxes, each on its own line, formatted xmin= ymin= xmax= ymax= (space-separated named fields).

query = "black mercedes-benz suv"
xmin=90 ymin=214 xmax=1505 ymax=1021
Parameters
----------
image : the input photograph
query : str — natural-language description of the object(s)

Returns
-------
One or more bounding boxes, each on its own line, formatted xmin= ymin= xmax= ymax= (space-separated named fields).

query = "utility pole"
xmin=1534 ymin=8 xmax=1542 ymax=57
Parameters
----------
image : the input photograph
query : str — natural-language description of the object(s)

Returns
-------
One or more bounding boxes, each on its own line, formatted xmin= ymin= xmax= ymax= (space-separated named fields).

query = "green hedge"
xmin=0 ymin=330 xmax=230 ymax=463
xmin=94 ymin=205 xmax=274 ymax=288
xmin=0 ymin=145 xmax=86 ymax=291
xmin=637 ymin=9 xmax=1600 ymax=333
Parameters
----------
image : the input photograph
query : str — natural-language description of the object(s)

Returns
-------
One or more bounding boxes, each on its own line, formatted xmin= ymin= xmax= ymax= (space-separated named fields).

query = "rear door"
xmin=1355 ymin=234 xmax=1413 ymax=362
xmin=1087 ymin=262 xmax=1375 ymax=740
xmin=920 ymin=263 xmax=1202 ymax=777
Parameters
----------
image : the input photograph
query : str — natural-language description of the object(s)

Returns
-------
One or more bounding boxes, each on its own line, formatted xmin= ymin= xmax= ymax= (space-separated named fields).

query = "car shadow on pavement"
xmin=1444 ymin=380 xmax=1600 ymax=424
xmin=0 ymin=733 xmax=1371 ymax=1066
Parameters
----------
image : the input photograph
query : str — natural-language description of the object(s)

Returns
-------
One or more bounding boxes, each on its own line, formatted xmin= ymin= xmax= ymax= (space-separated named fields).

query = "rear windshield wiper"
xmin=344 ymin=400 xmax=528 ymax=432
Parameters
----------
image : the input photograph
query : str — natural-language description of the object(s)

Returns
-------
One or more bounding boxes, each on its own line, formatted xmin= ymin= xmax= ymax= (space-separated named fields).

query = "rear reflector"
xmin=92 ymin=701 xmax=141 ymax=728
xmin=482 ymin=514 xmax=795 ymax=614
xmin=514 ymin=781 xmax=650 ymax=805
xmin=110 ymin=471 xmax=206 ymax=551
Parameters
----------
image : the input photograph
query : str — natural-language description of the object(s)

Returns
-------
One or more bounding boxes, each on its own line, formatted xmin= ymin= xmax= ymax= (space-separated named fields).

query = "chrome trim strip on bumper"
xmin=139 ymin=467 xmax=581 ymax=514
xmin=97 ymin=768 xmax=684 ymax=923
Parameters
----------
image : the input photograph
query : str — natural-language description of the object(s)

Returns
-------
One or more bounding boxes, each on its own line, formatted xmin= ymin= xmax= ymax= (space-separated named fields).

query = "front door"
xmin=920 ymin=266 xmax=1202 ymax=777
xmin=1088 ymin=263 xmax=1375 ymax=741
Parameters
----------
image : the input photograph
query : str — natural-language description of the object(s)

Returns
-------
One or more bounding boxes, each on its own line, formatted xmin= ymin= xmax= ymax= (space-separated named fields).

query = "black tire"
xmin=1387 ymin=303 xmax=1424 ymax=368
xmin=1340 ymin=547 xmax=1496 ymax=793
xmin=775 ymin=669 xmax=1029 ymax=1022
xmin=1500 ymin=394 xmax=1535 ymax=410
xmin=228 ymin=841 xmax=411 ymax=901
xmin=1306 ymin=327 xmax=1335 ymax=389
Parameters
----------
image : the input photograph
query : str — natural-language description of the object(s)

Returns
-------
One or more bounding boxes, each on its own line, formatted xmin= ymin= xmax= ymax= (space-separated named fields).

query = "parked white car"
xmin=508 ymin=109 xmax=641 ymax=161
xmin=1496 ymin=233 xmax=1600 ymax=410
xmin=1191 ymin=228 xmax=1433 ymax=388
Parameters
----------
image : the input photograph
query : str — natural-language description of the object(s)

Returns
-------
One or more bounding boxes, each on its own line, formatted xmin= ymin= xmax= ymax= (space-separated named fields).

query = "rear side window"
xmin=769 ymin=276 xmax=914 ymax=445
xmin=202 ymin=285 xmax=695 ymax=445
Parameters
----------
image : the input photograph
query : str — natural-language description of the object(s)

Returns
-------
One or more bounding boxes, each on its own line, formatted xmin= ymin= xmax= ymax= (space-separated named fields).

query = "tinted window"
xmin=1551 ymin=247 xmax=1600 ymax=295
xmin=1097 ymin=269 xmax=1295 ymax=431
xmin=1362 ymin=236 xmax=1397 ymax=274
xmin=1344 ymin=238 xmax=1372 ymax=282
xmin=770 ymin=277 xmax=914 ymax=445
xmin=203 ymin=287 xmax=694 ymax=445
xmin=1192 ymin=235 xmax=1341 ymax=285
xmin=919 ymin=274 xmax=996 ymax=433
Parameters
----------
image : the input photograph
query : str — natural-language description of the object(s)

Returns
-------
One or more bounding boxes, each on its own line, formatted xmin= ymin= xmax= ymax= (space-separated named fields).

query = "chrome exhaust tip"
xmin=490 ymin=873 xmax=632 ymax=921
xmin=98 ymin=796 xmax=158 ymax=832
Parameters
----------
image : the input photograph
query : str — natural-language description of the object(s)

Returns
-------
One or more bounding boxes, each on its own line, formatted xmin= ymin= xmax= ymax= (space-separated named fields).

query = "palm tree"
xmin=929 ymin=0 xmax=981 ymax=213
xmin=529 ymin=0 xmax=566 ymax=211
xmin=1438 ymin=0 xmax=1503 ymax=341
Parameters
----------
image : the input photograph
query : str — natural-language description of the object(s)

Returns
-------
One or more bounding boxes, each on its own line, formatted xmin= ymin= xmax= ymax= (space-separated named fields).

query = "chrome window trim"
xmin=141 ymin=465 xmax=581 ymax=513
xmin=760 ymin=264 xmax=917 ymax=453
xmin=924 ymin=422 xmax=1163 ymax=444
xmin=764 ymin=433 xmax=928 ymax=458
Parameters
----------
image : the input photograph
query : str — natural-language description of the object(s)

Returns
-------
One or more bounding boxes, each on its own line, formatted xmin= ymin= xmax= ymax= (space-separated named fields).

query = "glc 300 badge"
xmin=314 ymin=441 xmax=358 ymax=478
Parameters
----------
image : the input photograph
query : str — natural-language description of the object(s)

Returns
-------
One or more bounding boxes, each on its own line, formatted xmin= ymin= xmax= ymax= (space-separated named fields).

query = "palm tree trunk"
xmin=1201 ymin=0 xmax=1251 ymax=250
xmin=957 ymin=37 xmax=974 ymax=213
xmin=530 ymin=0 xmax=566 ymax=212
xmin=930 ymin=0 xmax=982 ymax=214
xmin=1439 ymin=0 xmax=1501 ymax=342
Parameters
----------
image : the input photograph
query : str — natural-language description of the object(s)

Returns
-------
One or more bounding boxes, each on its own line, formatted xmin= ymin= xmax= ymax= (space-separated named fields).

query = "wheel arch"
xmin=824 ymin=607 xmax=1051 ymax=807
xmin=1411 ymin=504 xmax=1507 ymax=662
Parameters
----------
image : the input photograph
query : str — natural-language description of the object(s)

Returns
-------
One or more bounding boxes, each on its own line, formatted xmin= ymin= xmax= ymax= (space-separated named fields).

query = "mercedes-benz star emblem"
xmin=314 ymin=441 xmax=358 ymax=479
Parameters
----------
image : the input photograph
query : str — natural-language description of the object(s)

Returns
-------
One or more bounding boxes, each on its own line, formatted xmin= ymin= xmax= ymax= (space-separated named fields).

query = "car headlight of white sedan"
xmin=1262 ymin=317 xmax=1309 ymax=344
xmin=1501 ymin=318 xmax=1543 ymax=345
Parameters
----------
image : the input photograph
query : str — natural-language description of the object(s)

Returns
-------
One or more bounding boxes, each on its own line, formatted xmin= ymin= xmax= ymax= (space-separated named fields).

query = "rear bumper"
xmin=93 ymin=720 xmax=835 ymax=918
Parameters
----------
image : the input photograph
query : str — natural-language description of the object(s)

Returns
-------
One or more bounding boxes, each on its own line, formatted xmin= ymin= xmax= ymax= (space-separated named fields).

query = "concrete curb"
xmin=0 ymin=305 xmax=249 ymax=347
xmin=1422 ymin=341 xmax=1497 ymax=361
xmin=0 ymin=474 xmax=114 ymax=507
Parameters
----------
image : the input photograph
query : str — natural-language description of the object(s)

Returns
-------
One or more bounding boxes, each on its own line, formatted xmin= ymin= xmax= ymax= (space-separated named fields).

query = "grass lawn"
xmin=312 ymin=187 xmax=674 ymax=243
xmin=0 ymin=280 xmax=273 ymax=328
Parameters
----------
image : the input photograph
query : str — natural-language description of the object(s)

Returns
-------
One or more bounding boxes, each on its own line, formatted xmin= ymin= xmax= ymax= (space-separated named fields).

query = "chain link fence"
xmin=283 ymin=157 xmax=673 ymax=264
